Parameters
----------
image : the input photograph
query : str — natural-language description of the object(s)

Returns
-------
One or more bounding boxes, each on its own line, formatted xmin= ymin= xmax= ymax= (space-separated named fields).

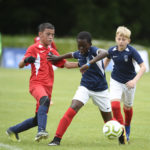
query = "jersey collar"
xmin=125 ymin=47 xmax=130 ymax=52
xmin=113 ymin=46 xmax=130 ymax=52
xmin=36 ymin=43 xmax=51 ymax=51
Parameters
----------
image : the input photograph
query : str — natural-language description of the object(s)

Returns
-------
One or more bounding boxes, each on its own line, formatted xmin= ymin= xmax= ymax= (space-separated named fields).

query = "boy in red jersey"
xmin=6 ymin=23 xmax=78 ymax=142
xmin=34 ymin=34 xmax=57 ymax=106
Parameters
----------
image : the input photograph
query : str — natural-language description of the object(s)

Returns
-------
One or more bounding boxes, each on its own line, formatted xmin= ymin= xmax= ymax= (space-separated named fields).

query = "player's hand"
xmin=24 ymin=56 xmax=36 ymax=64
xmin=126 ymin=80 xmax=136 ymax=89
xmin=47 ymin=52 xmax=61 ymax=63
xmin=80 ymin=64 xmax=89 ymax=74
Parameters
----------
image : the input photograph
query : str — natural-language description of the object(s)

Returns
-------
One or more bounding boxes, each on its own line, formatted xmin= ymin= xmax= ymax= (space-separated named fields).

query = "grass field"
xmin=0 ymin=68 xmax=150 ymax=150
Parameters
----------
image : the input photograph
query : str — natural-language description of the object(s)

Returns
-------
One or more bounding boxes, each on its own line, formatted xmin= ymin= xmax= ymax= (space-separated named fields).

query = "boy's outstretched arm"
xmin=64 ymin=61 xmax=79 ymax=69
xmin=47 ymin=52 xmax=73 ymax=63
xmin=80 ymin=49 xmax=108 ymax=73
xmin=47 ymin=52 xmax=78 ymax=69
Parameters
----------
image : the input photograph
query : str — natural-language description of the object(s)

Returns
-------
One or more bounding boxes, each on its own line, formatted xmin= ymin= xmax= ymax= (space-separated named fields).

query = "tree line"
xmin=0 ymin=0 xmax=150 ymax=43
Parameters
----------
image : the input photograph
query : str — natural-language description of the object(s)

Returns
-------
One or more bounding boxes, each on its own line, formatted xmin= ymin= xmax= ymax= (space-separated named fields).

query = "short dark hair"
xmin=38 ymin=23 xmax=55 ymax=32
xmin=77 ymin=31 xmax=92 ymax=44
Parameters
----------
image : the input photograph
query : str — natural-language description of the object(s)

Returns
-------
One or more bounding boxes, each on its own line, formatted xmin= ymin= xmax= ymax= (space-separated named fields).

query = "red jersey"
xmin=34 ymin=36 xmax=57 ymax=50
xmin=23 ymin=42 xmax=66 ymax=88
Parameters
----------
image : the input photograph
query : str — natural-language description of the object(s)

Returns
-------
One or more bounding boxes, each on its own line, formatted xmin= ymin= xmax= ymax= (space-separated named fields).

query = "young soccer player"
xmin=47 ymin=31 xmax=126 ymax=146
xmin=6 ymin=22 xmax=78 ymax=142
xmin=80 ymin=26 xmax=146 ymax=143
xmin=104 ymin=26 xmax=146 ymax=142
xmin=34 ymin=35 xmax=57 ymax=105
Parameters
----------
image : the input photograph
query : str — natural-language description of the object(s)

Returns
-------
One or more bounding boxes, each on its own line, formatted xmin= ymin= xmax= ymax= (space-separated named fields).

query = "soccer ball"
xmin=103 ymin=120 xmax=123 ymax=139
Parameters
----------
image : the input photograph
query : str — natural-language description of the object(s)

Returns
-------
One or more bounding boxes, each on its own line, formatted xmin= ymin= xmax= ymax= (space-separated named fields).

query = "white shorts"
xmin=73 ymin=86 xmax=111 ymax=112
xmin=110 ymin=78 xmax=136 ymax=107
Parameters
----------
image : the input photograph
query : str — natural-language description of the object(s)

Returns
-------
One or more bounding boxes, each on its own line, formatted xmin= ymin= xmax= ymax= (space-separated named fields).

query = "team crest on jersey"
xmin=124 ymin=55 xmax=128 ymax=62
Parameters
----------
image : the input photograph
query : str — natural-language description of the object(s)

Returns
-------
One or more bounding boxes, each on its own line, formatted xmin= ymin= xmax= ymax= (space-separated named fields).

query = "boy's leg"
xmin=30 ymin=85 xmax=51 ymax=142
xmin=100 ymin=111 xmax=113 ymax=122
xmin=35 ymin=96 xmax=50 ymax=142
xmin=109 ymin=78 xmax=124 ymax=125
xmin=6 ymin=114 xmax=37 ymax=142
xmin=111 ymin=101 xmax=124 ymax=125
xmin=111 ymin=101 xmax=127 ymax=144
xmin=123 ymin=86 xmax=135 ymax=142
xmin=123 ymin=106 xmax=133 ymax=141
xmin=55 ymin=107 xmax=77 ymax=138
xmin=48 ymin=86 xmax=88 ymax=146
xmin=37 ymin=96 xmax=50 ymax=132
xmin=108 ymin=78 xmax=127 ymax=144
xmin=48 ymin=100 xmax=84 ymax=146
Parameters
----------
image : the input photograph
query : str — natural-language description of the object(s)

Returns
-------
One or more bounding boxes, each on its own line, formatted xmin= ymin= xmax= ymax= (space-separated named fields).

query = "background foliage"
xmin=0 ymin=0 xmax=150 ymax=44
xmin=2 ymin=35 xmax=150 ymax=59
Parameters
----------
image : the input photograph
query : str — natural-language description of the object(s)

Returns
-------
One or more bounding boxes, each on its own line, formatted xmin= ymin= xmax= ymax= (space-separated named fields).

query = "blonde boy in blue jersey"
xmin=104 ymin=26 xmax=146 ymax=143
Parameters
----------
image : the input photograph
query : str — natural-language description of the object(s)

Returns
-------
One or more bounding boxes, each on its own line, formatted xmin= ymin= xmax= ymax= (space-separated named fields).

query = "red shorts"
xmin=29 ymin=84 xmax=52 ymax=112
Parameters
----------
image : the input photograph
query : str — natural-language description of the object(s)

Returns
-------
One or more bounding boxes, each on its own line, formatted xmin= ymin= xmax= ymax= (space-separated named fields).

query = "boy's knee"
xmin=70 ymin=100 xmax=84 ymax=112
xmin=39 ymin=96 xmax=50 ymax=107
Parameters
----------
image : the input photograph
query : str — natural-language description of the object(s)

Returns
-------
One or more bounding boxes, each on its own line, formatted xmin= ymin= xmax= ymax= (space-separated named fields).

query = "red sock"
xmin=111 ymin=101 xmax=124 ymax=125
xmin=55 ymin=107 xmax=76 ymax=138
xmin=123 ymin=107 xmax=133 ymax=126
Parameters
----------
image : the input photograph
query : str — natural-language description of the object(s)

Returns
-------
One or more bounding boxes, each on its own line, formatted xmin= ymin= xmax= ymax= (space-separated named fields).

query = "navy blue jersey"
xmin=73 ymin=46 xmax=108 ymax=91
xmin=108 ymin=45 xmax=143 ymax=83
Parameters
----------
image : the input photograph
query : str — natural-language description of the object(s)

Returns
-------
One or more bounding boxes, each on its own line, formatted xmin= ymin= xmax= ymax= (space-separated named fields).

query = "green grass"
xmin=0 ymin=68 xmax=150 ymax=150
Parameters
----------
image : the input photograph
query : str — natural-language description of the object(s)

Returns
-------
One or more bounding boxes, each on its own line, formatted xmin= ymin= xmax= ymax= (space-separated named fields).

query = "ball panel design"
xmin=103 ymin=120 xmax=123 ymax=139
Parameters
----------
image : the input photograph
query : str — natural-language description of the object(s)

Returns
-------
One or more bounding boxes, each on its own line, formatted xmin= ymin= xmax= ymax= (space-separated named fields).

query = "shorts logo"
xmin=124 ymin=55 xmax=128 ymax=62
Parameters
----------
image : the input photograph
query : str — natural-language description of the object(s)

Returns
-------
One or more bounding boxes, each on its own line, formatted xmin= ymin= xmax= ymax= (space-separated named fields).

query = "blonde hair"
xmin=116 ymin=26 xmax=131 ymax=39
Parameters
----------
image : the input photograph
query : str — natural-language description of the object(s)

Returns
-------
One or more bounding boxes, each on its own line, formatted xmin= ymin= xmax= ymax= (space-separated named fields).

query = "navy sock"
xmin=9 ymin=117 xmax=37 ymax=133
xmin=37 ymin=105 xmax=48 ymax=132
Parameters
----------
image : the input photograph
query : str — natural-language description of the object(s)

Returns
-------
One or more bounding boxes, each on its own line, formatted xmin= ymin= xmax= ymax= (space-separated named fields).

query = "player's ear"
xmin=128 ymin=38 xmax=131 ymax=44
xmin=39 ymin=32 xmax=42 ymax=37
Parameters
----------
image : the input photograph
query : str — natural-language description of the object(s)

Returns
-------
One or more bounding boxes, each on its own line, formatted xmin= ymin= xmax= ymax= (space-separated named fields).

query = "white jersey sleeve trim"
xmin=34 ymin=53 xmax=40 ymax=76
xmin=96 ymin=60 xmax=105 ymax=75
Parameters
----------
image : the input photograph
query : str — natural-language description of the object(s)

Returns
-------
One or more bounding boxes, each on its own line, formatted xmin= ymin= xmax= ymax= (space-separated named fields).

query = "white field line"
xmin=0 ymin=143 xmax=22 ymax=150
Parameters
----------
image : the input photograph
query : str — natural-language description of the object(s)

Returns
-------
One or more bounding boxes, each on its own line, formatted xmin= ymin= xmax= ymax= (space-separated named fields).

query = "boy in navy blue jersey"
xmin=80 ymin=27 xmax=146 ymax=143
xmin=47 ymin=31 xmax=126 ymax=146
xmin=104 ymin=26 xmax=146 ymax=142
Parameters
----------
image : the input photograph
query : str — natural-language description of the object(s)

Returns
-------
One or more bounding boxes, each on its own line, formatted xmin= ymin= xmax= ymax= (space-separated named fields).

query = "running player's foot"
xmin=48 ymin=137 xmax=61 ymax=146
xmin=35 ymin=130 xmax=49 ymax=142
xmin=6 ymin=129 xmax=20 ymax=142
xmin=48 ymin=140 xmax=60 ymax=146
xmin=125 ymin=125 xmax=130 ymax=142
xmin=118 ymin=127 xmax=127 ymax=145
